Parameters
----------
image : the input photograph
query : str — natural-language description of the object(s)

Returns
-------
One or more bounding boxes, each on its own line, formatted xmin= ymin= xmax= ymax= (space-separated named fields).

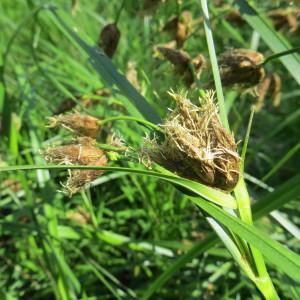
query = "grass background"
xmin=1 ymin=0 xmax=300 ymax=299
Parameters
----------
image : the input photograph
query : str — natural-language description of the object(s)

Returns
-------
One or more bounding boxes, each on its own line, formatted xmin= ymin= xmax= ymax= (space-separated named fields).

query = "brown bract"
xmin=47 ymin=113 xmax=100 ymax=138
xmin=98 ymin=23 xmax=120 ymax=58
xmin=142 ymin=91 xmax=240 ymax=191
xmin=218 ymin=48 xmax=265 ymax=87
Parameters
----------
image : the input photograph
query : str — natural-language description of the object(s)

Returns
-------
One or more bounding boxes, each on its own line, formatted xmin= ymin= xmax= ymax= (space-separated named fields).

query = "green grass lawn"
xmin=1 ymin=0 xmax=300 ymax=299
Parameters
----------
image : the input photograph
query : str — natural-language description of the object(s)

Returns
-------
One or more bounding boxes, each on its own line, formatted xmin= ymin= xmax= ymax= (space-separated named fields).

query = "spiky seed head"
xmin=142 ymin=90 xmax=240 ymax=191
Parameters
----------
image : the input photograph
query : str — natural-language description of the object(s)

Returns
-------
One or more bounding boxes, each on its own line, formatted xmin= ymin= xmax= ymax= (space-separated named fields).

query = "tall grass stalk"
xmin=200 ymin=1 xmax=279 ymax=299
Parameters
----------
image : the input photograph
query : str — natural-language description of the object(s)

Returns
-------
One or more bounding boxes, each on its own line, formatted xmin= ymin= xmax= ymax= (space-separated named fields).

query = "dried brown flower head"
xmin=268 ymin=8 xmax=300 ymax=33
xmin=162 ymin=11 xmax=193 ymax=47
xmin=98 ymin=23 xmax=120 ymax=58
xmin=218 ymin=48 xmax=265 ymax=87
xmin=156 ymin=47 xmax=206 ymax=86
xmin=47 ymin=113 xmax=101 ymax=138
xmin=44 ymin=137 xmax=107 ymax=195
xmin=225 ymin=10 xmax=246 ymax=27
xmin=143 ymin=91 xmax=240 ymax=191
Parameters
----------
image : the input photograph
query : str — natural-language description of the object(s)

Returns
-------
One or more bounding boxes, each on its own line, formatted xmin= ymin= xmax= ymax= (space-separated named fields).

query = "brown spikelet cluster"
xmin=98 ymin=23 xmax=120 ymax=58
xmin=218 ymin=48 xmax=265 ymax=87
xmin=44 ymin=137 xmax=107 ymax=195
xmin=162 ymin=11 xmax=193 ymax=47
xmin=142 ymin=91 xmax=240 ymax=191
xmin=268 ymin=8 xmax=300 ymax=34
xmin=47 ymin=113 xmax=101 ymax=138
xmin=225 ymin=9 xmax=246 ymax=27
xmin=156 ymin=46 xmax=206 ymax=86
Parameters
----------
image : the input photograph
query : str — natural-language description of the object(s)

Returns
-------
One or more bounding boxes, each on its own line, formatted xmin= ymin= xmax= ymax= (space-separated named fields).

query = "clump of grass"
xmin=143 ymin=90 xmax=240 ymax=191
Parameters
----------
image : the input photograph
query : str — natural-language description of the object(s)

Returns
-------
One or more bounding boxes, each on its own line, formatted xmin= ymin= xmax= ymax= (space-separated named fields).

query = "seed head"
xmin=142 ymin=91 xmax=240 ymax=191
xmin=156 ymin=47 xmax=206 ymax=86
xmin=218 ymin=48 xmax=265 ymax=87
xmin=44 ymin=138 xmax=107 ymax=195
xmin=98 ymin=23 xmax=120 ymax=58
xmin=47 ymin=113 xmax=100 ymax=138
xmin=162 ymin=11 xmax=193 ymax=47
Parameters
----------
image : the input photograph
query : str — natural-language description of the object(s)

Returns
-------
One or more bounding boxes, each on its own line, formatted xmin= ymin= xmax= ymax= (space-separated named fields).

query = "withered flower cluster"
xmin=218 ymin=48 xmax=265 ymax=88
xmin=156 ymin=46 xmax=206 ymax=86
xmin=216 ymin=48 xmax=282 ymax=110
xmin=162 ymin=11 xmax=193 ymax=47
xmin=45 ymin=114 xmax=107 ymax=195
xmin=225 ymin=7 xmax=300 ymax=34
xmin=98 ymin=23 xmax=120 ymax=58
xmin=268 ymin=8 xmax=300 ymax=33
xmin=143 ymin=91 xmax=240 ymax=191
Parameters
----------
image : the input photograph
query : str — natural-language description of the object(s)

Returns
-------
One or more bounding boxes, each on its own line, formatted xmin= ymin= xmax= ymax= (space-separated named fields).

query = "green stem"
xmin=115 ymin=0 xmax=125 ymax=25
xmin=99 ymin=115 xmax=162 ymax=132
xmin=200 ymin=1 xmax=279 ymax=298
xmin=260 ymin=46 xmax=300 ymax=66
xmin=200 ymin=0 xmax=229 ymax=131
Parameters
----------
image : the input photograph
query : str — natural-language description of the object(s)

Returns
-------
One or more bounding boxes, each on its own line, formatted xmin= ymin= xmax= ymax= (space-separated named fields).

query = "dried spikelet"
xmin=156 ymin=47 xmax=206 ymax=86
xmin=98 ymin=23 xmax=120 ymax=58
xmin=162 ymin=11 xmax=192 ymax=47
xmin=269 ymin=73 xmax=282 ymax=108
xmin=268 ymin=8 xmax=300 ymax=33
xmin=218 ymin=48 xmax=265 ymax=87
xmin=157 ymin=46 xmax=190 ymax=72
xmin=47 ymin=113 xmax=100 ymax=138
xmin=44 ymin=138 xmax=107 ymax=195
xmin=126 ymin=61 xmax=141 ymax=91
xmin=253 ymin=76 xmax=271 ymax=112
xmin=253 ymin=72 xmax=282 ymax=111
xmin=142 ymin=91 xmax=240 ymax=191
xmin=65 ymin=155 xmax=108 ymax=195
xmin=225 ymin=10 xmax=246 ymax=27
